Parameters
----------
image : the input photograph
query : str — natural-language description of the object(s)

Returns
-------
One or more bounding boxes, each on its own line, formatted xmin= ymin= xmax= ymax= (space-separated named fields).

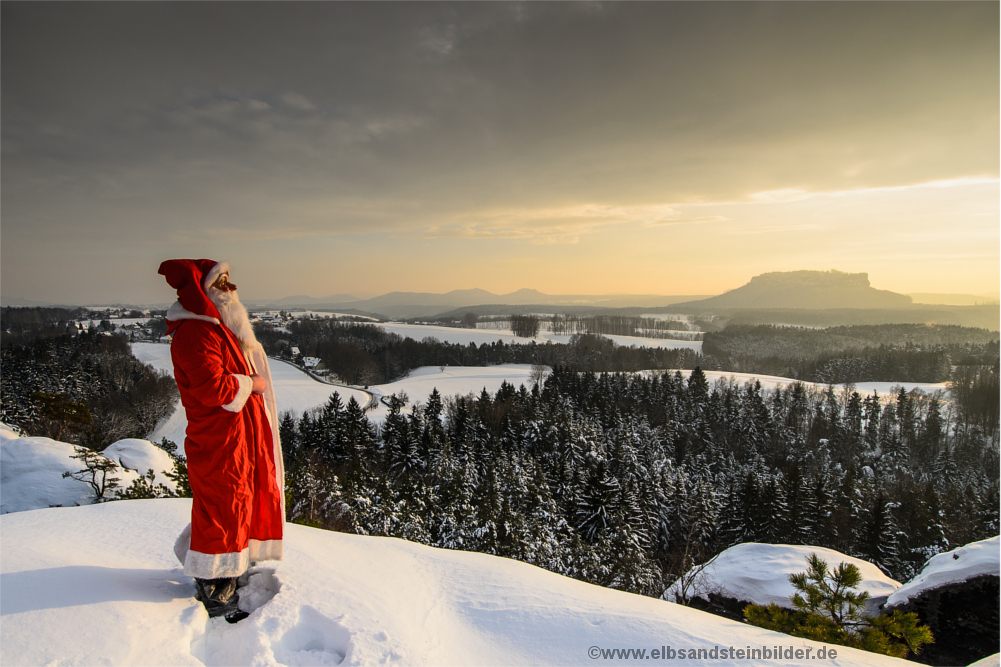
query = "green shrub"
xmin=744 ymin=553 xmax=933 ymax=659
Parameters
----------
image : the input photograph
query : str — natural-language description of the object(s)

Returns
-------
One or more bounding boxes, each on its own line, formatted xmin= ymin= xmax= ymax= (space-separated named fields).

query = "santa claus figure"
xmin=158 ymin=259 xmax=284 ymax=623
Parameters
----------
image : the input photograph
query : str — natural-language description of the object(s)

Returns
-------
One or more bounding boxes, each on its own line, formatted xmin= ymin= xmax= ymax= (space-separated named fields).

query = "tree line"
xmin=548 ymin=314 xmax=701 ymax=340
xmin=1 ymin=331 xmax=178 ymax=449
xmin=279 ymin=364 xmax=999 ymax=598
xmin=702 ymin=324 xmax=998 ymax=384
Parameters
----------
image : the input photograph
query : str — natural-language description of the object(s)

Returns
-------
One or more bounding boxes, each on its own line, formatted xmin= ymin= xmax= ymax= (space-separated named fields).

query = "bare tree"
xmin=62 ymin=447 xmax=122 ymax=502
xmin=662 ymin=521 xmax=721 ymax=605
xmin=530 ymin=364 xmax=549 ymax=389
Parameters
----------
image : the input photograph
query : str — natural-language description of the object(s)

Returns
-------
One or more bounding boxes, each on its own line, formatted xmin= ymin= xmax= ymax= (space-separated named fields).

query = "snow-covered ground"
xmin=970 ymin=654 xmax=1001 ymax=667
xmin=133 ymin=343 xmax=370 ymax=446
xmin=663 ymin=543 xmax=901 ymax=614
xmin=377 ymin=322 xmax=704 ymax=352
xmin=0 ymin=499 xmax=909 ymax=666
xmin=253 ymin=311 xmax=378 ymax=321
xmin=79 ymin=318 xmax=152 ymax=327
xmin=0 ymin=425 xmax=175 ymax=513
xmin=100 ymin=438 xmax=177 ymax=488
xmin=655 ymin=369 xmax=949 ymax=397
xmin=368 ymin=365 xmax=538 ymax=422
xmin=886 ymin=536 xmax=1000 ymax=608
xmin=265 ymin=359 xmax=371 ymax=417
xmin=132 ymin=342 xmax=177 ymax=374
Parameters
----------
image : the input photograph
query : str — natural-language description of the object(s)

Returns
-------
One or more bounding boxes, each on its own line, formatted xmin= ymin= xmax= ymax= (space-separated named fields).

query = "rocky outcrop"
xmin=886 ymin=537 xmax=1000 ymax=666
xmin=888 ymin=574 xmax=999 ymax=666
xmin=678 ymin=270 xmax=913 ymax=310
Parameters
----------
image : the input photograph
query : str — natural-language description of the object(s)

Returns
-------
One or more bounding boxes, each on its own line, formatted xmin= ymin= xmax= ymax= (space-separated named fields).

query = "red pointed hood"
xmin=158 ymin=259 xmax=229 ymax=334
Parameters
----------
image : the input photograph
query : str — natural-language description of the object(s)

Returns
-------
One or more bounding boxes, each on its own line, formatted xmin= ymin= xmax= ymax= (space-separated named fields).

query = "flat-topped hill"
xmin=679 ymin=270 xmax=913 ymax=310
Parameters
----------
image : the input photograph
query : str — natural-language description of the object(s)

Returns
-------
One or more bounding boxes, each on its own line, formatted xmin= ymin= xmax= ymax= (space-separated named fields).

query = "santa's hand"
xmin=250 ymin=374 xmax=266 ymax=395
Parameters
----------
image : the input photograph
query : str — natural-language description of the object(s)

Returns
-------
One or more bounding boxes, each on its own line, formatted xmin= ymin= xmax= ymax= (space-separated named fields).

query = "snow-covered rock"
xmin=102 ymin=438 xmax=178 ymax=489
xmin=0 ymin=432 xmax=99 ymax=513
xmin=664 ymin=543 xmax=901 ymax=615
xmin=0 ymin=500 xmax=910 ymax=666
xmin=0 ymin=429 xmax=165 ymax=513
xmin=0 ymin=422 xmax=23 ymax=440
xmin=884 ymin=537 xmax=999 ymax=667
xmin=886 ymin=536 xmax=999 ymax=607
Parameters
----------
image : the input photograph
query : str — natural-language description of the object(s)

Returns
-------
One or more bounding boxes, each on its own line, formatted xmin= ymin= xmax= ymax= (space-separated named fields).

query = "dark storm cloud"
xmin=1 ymin=2 xmax=997 ymax=300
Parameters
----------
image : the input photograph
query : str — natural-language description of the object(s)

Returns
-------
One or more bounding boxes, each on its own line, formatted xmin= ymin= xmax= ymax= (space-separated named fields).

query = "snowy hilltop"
xmin=0 ymin=423 xmax=177 ymax=513
xmin=0 ymin=499 xmax=913 ymax=666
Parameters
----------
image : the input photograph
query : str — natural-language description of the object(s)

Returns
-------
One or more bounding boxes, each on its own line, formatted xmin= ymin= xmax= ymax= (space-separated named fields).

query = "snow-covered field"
xmin=650 ymin=369 xmax=949 ymax=397
xmin=971 ymin=655 xmax=1001 ymax=667
xmin=886 ymin=536 xmax=1000 ymax=607
xmin=664 ymin=543 xmax=901 ymax=614
xmin=79 ymin=317 xmax=152 ymax=327
xmin=368 ymin=365 xmax=538 ymax=422
xmin=254 ymin=311 xmax=378 ymax=321
xmin=377 ymin=322 xmax=704 ymax=352
xmin=0 ymin=499 xmax=909 ymax=666
xmin=133 ymin=343 xmax=371 ymax=446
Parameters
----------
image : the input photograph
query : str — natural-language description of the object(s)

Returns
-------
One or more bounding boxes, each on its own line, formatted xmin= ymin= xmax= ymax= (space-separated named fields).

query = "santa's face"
xmin=212 ymin=273 xmax=237 ymax=292
xmin=207 ymin=273 xmax=256 ymax=345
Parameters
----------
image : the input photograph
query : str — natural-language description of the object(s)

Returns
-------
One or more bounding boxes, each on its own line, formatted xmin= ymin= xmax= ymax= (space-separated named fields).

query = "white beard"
xmin=208 ymin=287 xmax=258 ymax=348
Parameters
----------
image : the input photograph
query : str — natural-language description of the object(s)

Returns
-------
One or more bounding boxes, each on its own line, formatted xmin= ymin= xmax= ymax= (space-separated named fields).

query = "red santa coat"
xmin=159 ymin=259 xmax=284 ymax=579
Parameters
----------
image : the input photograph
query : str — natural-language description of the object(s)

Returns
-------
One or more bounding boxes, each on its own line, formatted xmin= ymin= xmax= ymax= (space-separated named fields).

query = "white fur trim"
xmin=174 ymin=523 xmax=192 ymax=566
xmin=166 ymin=301 xmax=219 ymax=324
xmin=184 ymin=546 xmax=250 ymax=579
xmin=222 ymin=374 xmax=253 ymax=412
xmin=182 ymin=539 xmax=283 ymax=578
xmin=249 ymin=539 xmax=283 ymax=562
xmin=250 ymin=347 xmax=286 ymax=521
xmin=202 ymin=261 xmax=231 ymax=292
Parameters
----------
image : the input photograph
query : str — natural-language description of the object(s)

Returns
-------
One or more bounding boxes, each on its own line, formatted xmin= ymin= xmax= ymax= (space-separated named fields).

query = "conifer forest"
xmin=280 ymin=364 xmax=999 ymax=596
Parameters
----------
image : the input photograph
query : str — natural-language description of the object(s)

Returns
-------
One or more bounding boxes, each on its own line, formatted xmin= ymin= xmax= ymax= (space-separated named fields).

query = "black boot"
xmin=194 ymin=577 xmax=250 ymax=624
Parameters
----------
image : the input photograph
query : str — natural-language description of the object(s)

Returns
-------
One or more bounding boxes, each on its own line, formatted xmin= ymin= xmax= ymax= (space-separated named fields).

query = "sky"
xmin=2 ymin=2 xmax=998 ymax=305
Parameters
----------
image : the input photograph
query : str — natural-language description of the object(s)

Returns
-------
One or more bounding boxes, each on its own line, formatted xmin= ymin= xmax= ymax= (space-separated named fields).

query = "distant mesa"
xmin=677 ymin=270 xmax=913 ymax=310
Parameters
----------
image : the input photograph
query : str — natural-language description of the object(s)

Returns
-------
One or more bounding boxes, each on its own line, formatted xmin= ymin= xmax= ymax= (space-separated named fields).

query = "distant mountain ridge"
xmin=247 ymin=293 xmax=360 ymax=307
xmin=675 ymin=270 xmax=913 ymax=310
xmin=248 ymin=289 xmax=712 ymax=318
xmin=11 ymin=271 xmax=994 ymax=321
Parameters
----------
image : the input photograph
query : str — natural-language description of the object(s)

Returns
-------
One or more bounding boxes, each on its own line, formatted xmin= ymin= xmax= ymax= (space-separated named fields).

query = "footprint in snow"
xmin=273 ymin=605 xmax=351 ymax=666
xmin=237 ymin=566 xmax=282 ymax=615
